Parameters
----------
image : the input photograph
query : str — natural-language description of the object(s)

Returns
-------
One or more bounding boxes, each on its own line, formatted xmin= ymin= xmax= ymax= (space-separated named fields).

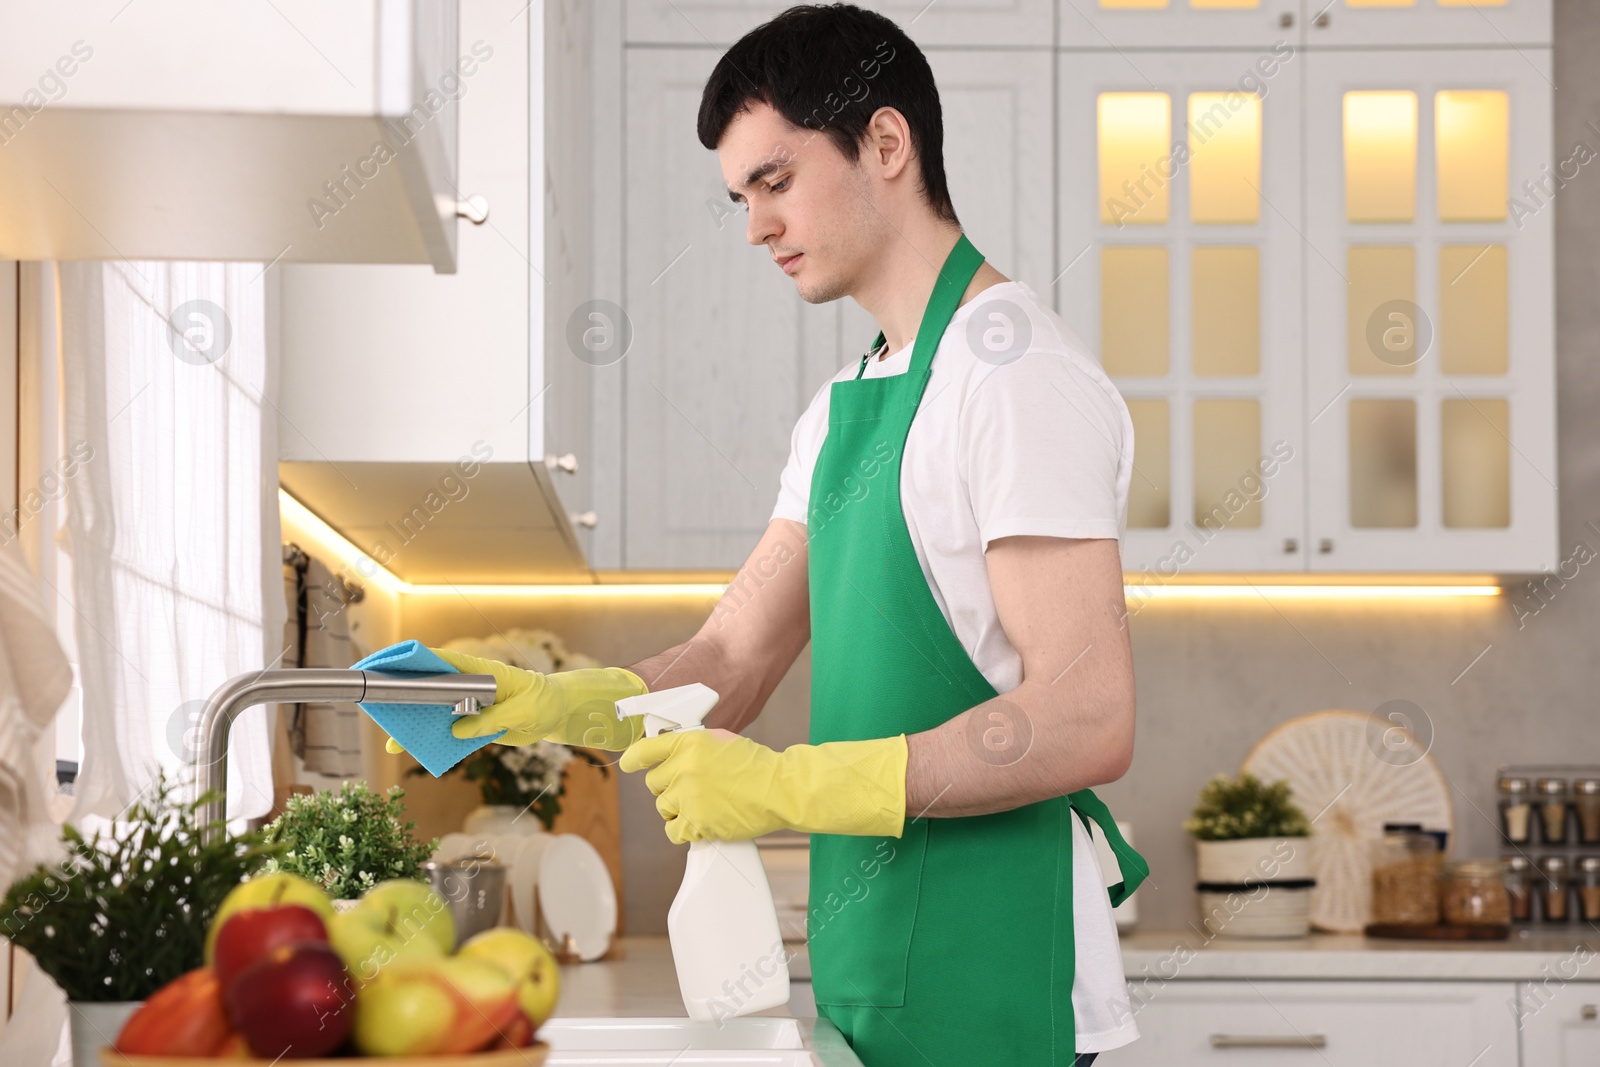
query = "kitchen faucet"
xmin=194 ymin=667 xmax=498 ymax=840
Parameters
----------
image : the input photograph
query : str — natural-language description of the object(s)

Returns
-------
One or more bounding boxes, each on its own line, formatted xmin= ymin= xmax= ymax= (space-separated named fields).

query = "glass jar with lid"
xmin=1498 ymin=776 xmax=1532 ymax=844
xmin=1503 ymin=856 xmax=1533 ymax=922
xmin=1370 ymin=823 xmax=1442 ymax=925
xmin=1578 ymin=857 xmax=1600 ymax=923
xmin=1536 ymin=777 xmax=1570 ymax=844
xmin=1440 ymin=859 xmax=1511 ymax=925
xmin=1575 ymin=779 xmax=1600 ymax=845
xmin=1537 ymin=855 xmax=1571 ymax=922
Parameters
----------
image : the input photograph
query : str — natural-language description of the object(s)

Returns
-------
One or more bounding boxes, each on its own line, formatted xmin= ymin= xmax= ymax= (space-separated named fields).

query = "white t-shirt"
xmin=772 ymin=279 xmax=1139 ymax=1054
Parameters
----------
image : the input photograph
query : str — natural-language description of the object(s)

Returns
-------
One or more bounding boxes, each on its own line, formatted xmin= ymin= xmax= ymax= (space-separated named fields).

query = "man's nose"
xmin=746 ymin=201 xmax=778 ymax=247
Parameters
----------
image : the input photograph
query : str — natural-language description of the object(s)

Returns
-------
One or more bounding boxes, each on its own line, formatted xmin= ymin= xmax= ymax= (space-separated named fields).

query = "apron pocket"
xmin=806 ymin=821 xmax=928 ymax=1008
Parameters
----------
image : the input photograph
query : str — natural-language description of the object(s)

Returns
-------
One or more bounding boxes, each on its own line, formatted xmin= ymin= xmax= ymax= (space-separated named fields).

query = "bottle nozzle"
xmin=615 ymin=683 xmax=721 ymax=738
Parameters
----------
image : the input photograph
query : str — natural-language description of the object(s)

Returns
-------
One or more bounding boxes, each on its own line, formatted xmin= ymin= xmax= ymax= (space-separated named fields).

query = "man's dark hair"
xmin=697 ymin=3 xmax=958 ymax=225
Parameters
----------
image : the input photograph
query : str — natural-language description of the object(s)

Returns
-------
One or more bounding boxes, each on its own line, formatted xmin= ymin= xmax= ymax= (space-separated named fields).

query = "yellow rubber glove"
xmin=382 ymin=647 xmax=649 ymax=753
xmin=619 ymin=730 xmax=908 ymax=845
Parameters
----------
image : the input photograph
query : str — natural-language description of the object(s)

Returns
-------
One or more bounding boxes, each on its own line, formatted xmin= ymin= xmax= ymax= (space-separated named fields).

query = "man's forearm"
xmin=902 ymin=678 xmax=1135 ymax=819
xmin=625 ymin=632 xmax=781 ymax=734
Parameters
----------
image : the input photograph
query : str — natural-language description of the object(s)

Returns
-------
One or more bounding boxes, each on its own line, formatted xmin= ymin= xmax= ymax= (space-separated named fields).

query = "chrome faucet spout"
xmin=193 ymin=668 xmax=498 ymax=840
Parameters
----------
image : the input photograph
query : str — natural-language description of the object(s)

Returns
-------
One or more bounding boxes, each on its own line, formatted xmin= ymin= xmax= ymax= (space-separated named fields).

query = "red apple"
xmin=116 ymin=967 xmax=235 ymax=1056
xmin=492 ymin=1012 xmax=537 ymax=1050
xmin=224 ymin=941 xmax=354 ymax=1059
xmin=213 ymin=903 xmax=329 ymax=991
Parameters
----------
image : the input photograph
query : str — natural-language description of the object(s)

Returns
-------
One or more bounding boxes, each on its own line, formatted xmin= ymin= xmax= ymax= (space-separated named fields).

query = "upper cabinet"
xmin=623 ymin=0 xmax=1052 ymax=47
xmin=276 ymin=0 xmax=596 ymax=584
xmin=1059 ymin=0 xmax=1298 ymax=49
xmin=1305 ymin=0 xmax=1551 ymax=48
xmin=0 ymin=1 xmax=472 ymax=273
xmin=1057 ymin=8 xmax=1555 ymax=574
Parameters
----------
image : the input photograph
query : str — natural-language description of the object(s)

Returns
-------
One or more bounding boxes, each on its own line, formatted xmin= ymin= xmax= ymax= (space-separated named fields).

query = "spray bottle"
xmin=616 ymin=684 xmax=792 ymax=1021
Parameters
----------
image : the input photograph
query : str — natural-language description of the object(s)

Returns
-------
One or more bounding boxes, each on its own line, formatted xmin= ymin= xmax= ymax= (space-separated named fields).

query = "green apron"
xmin=804 ymin=232 xmax=1149 ymax=1066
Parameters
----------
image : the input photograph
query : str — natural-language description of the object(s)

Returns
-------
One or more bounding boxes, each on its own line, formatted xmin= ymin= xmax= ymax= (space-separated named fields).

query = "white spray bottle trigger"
xmin=614 ymin=683 xmax=720 ymax=739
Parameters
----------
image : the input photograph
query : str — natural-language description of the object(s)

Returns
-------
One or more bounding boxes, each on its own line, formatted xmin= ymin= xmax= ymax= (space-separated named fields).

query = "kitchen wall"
xmin=358 ymin=4 xmax=1600 ymax=937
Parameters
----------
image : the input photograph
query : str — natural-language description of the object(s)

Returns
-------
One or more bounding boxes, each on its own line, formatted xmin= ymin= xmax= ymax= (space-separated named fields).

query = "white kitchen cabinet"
xmin=622 ymin=0 xmax=1051 ymax=47
xmin=1303 ymin=49 xmax=1555 ymax=572
xmin=1058 ymin=51 xmax=1308 ymax=575
xmin=1100 ymin=979 xmax=1519 ymax=1066
xmin=1059 ymin=0 xmax=1299 ymax=50
xmin=0 ymin=1 xmax=468 ymax=272
xmin=1518 ymin=981 xmax=1600 ymax=1066
xmin=1304 ymin=0 xmax=1551 ymax=49
xmin=276 ymin=0 xmax=594 ymax=583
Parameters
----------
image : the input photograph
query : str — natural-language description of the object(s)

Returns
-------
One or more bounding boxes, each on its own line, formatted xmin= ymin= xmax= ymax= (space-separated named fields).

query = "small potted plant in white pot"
xmin=0 ymin=771 xmax=281 ymax=1067
xmin=258 ymin=780 xmax=438 ymax=907
xmin=1185 ymin=772 xmax=1316 ymax=938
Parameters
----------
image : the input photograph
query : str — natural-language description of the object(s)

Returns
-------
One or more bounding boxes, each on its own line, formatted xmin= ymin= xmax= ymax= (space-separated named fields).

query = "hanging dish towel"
xmin=350 ymin=640 xmax=504 ymax=777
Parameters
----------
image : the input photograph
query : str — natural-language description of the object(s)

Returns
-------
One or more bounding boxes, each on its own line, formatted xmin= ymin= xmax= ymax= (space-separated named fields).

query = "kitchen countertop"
xmin=554 ymin=937 xmax=856 ymax=1064
xmin=1119 ymin=928 xmax=1600 ymax=981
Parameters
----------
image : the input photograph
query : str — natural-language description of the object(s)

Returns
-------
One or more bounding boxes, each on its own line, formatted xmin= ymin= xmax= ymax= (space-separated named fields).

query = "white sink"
xmin=539 ymin=1017 xmax=819 ymax=1065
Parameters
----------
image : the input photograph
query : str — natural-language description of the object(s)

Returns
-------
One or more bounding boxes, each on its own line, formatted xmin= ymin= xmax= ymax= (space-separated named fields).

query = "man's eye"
xmin=771 ymin=178 xmax=789 ymax=193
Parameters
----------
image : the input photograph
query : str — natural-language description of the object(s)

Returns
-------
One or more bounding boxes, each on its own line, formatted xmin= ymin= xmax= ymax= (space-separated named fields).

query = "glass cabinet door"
xmin=1058 ymin=51 xmax=1307 ymax=575
xmin=1303 ymin=49 xmax=1556 ymax=572
xmin=1059 ymin=0 xmax=1299 ymax=49
xmin=1302 ymin=0 xmax=1551 ymax=48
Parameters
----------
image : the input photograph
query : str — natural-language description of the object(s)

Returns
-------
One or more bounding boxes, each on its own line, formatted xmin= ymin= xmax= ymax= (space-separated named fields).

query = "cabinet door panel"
xmin=1060 ymin=0 xmax=1300 ymax=50
xmin=1059 ymin=50 xmax=1306 ymax=575
xmin=623 ymin=48 xmax=840 ymax=569
xmin=1519 ymin=980 xmax=1600 ymax=1067
xmin=1105 ymin=979 xmax=1518 ymax=1067
xmin=1302 ymin=0 xmax=1551 ymax=48
xmin=1303 ymin=49 xmax=1555 ymax=572
xmin=624 ymin=0 xmax=1051 ymax=47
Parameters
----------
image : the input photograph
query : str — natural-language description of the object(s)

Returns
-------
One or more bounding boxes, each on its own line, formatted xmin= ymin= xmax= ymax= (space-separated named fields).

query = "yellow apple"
xmin=458 ymin=927 xmax=562 ymax=1027
xmin=350 ymin=955 xmax=520 ymax=1056
xmin=326 ymin=882 xmax=453 ymax=985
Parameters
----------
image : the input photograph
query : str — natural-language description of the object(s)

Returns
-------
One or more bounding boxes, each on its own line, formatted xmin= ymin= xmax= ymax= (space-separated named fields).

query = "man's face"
xmin=718 ymin=100 xmax=882 ymax=304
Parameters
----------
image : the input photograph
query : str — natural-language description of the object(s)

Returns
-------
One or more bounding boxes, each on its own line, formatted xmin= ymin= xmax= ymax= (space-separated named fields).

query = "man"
xmin=401 ymin=5 xmax=1148 ymax=1064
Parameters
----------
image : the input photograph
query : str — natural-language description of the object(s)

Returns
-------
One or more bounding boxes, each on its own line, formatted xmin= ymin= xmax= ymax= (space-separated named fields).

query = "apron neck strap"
xmin=854 ymin=232 xmax=985 ymax=390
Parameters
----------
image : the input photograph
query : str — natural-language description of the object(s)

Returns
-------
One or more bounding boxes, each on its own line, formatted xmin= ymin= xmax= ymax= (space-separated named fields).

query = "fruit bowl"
xmin=98 ymin=1043 xmax=549 ymax=1065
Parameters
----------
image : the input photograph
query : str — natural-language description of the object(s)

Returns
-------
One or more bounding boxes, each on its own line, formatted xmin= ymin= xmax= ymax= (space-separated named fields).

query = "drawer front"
xmin=1099 ymin=980 xmax=1517 ymax=1067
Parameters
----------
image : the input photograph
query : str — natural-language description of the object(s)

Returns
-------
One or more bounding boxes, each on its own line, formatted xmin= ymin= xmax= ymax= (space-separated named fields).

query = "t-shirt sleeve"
xmin=958 ymin=353 xmax=1132 ymax=548
xmin=770 ymin=374 xmax=839 ymax=525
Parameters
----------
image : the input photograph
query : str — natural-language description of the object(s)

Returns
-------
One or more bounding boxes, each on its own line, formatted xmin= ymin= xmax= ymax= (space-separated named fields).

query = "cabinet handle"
xmin=1318 ymin=538 xmax=1334 ymax=554
xmin=1583 ymin=1004 xmax=1597 ymax=1021
xmin=455 ymin=194 xmax=491 ymax=225
xmin=1314 ymin=12 xmax=1330 ymax=27
xmin=572 ymin=511 xmax=599 ymax=529
xmin=1211 ymin=1034 xmax=1327 ymax=1050
xmin=1283 ymin=537 xmax=1299 ymax=554
xmin=1279 ymin=12 xmax=1293 ymax=28
xmin=546 ymin=453 xmax=580 ymax=475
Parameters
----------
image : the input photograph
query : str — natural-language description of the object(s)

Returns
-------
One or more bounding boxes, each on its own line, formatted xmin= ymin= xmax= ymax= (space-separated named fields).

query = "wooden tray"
xmin=99 ymin=1043 xmax=549 ymax=1065
xmin=1365 ymin=923 xmax=1510 ymax=940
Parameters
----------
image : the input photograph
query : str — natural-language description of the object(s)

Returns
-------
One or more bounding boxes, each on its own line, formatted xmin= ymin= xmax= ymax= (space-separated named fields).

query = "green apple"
xmin=350 ymin=955 xmax=520 ymax=1056
xmin=327 ymin=879 xmax=454 ymax=984
xmin=204 ymin=872 xmax=334 ymax=964
xmin=459 ymin=927 xmax=562 ymax=1027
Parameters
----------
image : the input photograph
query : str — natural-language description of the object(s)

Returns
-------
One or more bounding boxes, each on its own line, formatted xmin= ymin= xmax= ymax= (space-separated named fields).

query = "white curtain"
xmin=56 ymin=260 xmax=284 ymax=824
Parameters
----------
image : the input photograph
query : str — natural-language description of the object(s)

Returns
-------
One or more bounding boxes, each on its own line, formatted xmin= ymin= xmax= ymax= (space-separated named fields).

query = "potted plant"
xmin=259 ymin=780 xmax=438 ymax=905
xmin=1185 ymin=772 xmax=1315 ymax=938
xmin=0 ymin=771 xmax=281 ymax=1067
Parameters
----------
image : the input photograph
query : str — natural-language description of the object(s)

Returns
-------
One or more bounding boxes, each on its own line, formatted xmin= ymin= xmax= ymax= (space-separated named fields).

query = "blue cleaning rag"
xmin=350 ymin=640 xmax=506 ymax=777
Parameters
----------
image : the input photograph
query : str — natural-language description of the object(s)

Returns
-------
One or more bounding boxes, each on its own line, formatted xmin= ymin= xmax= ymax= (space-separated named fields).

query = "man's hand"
xmin=619 ymin=729 xmax=909 ymax=845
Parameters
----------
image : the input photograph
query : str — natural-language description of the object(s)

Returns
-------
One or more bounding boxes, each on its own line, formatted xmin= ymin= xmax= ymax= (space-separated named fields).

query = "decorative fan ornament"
xmin=1242 ymin=709 xmax=1453 ymax=933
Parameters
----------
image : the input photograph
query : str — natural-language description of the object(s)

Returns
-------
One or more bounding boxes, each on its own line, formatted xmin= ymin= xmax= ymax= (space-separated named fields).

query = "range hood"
xmin=0 ymin=1 xmax=472 ymax=273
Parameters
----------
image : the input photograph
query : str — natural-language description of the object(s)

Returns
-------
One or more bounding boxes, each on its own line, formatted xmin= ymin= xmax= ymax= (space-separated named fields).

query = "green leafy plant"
xmin=1184 ymin=772 xmax=1312 ymax=841
xmin=0 ymin=770 xmax=282 ymax=1001
xmin=260 ymin=780 xmax=438 ymax=900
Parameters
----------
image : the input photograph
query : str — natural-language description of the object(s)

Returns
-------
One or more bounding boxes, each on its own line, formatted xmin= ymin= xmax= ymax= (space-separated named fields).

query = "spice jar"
xmin=1537 ymin=777 xmax=1570 ymax=844
xmin=1370 ymin=823 xmax=1442 ymax=925
xmin=1440 ymin=859 xmax=1511 ymax=925
xmin=1575 ymin=779 xmax=1600 ymax=845
xmin=1499 ymin=776 xmax=1532 ymax=844
xmin=1578 ymin=857 xmax=1600 ymax=923
xmin=1504 ymin=856 xmax=1533 ymax=922
xmin=1537 ymin=855 xmax=1570 ymax=922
